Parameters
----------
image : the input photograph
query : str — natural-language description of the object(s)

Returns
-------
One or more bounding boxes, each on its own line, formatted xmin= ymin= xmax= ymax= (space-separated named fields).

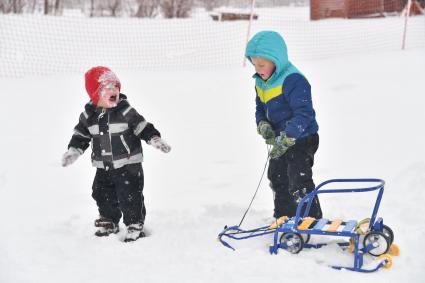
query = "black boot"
xmin=94 ymin=216 xmax=119 ymax=237
xmin=124 ymin=223 xmax=145 ymax=242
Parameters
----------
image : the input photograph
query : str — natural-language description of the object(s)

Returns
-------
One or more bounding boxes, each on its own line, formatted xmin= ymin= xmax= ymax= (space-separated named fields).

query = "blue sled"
xmin=218 ymin=178 xmax=397 ymax=272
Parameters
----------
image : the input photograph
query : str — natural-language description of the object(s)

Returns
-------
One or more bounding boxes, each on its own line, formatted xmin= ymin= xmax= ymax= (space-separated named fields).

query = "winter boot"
xmin=94 ymin=216 xmax=119 ymax=237
xmin=95 ymin=216 xmax=115 ymax=228
xmin=124 ymin=223 xmax=145 ymax=242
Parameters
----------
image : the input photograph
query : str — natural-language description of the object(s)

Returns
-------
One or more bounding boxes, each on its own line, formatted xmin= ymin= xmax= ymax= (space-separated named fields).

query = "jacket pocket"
xmin=120 ymin=135 xmax=131 ymax=158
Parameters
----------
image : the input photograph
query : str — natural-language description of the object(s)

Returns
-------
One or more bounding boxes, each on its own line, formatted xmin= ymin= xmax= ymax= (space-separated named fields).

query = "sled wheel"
xmin=388 ymin=243 xmax=400 ymax=256
xmin=281 ymin=233 xmax=310 ymax=244
xmin=302 ymin=234 xmax=311 ymax=244
xmin=382 ymin=225 xmax=394 ymax=245
xmin=378 ymin=254 xmax=393 ymax=269
xmin=279 ymin=233 xmax=304 ymax=254
xmin=363 ymin=231 xmax=390 ymax=256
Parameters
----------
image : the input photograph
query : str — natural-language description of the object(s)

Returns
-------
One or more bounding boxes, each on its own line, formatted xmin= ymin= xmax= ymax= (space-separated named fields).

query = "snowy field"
xmin=1 ymin=7 xmax=425 ymax=283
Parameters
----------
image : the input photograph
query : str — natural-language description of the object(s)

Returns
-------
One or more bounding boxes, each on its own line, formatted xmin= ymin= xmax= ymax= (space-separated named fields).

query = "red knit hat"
xmin=85 ymin=66 xmax=121 ymax=105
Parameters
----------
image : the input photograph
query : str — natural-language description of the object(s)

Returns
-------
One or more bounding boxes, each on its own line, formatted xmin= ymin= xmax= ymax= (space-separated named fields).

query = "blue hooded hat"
xmin=246 ymin=31 xmax=301 ymax=88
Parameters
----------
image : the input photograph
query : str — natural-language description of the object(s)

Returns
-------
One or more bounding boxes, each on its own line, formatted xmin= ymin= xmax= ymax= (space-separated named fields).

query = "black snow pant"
xmin=268 ymin=133 xmax=322 ymax=219
xmin=92 ymin=163 xmax=146 ymax=226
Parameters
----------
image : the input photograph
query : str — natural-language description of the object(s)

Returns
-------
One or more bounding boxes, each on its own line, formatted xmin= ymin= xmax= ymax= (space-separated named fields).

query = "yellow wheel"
xmin=388 ymin=243 xmax=400 ymax=256
xmin=355 ymin=218 xmax=371 ymax=234
xmin=378 ymin=254 xmax=393 ymax=269
xmin=348 ymin=239 xmax=355 ymax=253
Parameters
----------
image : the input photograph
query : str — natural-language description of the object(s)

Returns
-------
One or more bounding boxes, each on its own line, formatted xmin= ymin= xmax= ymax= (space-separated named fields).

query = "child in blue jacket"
xmin=246 ymin=31 xmax=322 ymax=219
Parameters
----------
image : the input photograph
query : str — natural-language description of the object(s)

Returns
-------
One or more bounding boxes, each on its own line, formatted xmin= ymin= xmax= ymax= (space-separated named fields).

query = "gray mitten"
xmin=149 ymin=136 xmax=171 ymax=153
xmin=270 ymin=132 xmax=296 ymax=159
xmin=257 ymin=121 xmax=275 ymax=144
xmin=61 ymin=147 xmax=83 ymax=167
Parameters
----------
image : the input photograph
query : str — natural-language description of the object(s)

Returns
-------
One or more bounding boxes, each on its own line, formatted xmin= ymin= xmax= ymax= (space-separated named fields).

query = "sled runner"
xmin=218 ymin=178 xmax=400 ymax=272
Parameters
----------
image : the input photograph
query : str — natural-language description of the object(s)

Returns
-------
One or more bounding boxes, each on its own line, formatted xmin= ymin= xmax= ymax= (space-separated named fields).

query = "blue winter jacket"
xmin=246 ymin=31 xmax=318 ymax=139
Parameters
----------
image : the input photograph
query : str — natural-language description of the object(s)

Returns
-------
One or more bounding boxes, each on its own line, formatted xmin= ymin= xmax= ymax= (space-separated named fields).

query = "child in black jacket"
xmin=62 ymin=66 xmax=171 ymax=242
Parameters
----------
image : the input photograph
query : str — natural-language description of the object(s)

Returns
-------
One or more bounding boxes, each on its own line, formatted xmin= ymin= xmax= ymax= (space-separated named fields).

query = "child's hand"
xmin=270 ymin=132 xmax=295 ymax=159
xmin=257 ymin=121 xmax=275 ymax=141
xmin=149 ymin=136 xmax=171 ymax=153
xmin=61 ymin=147 xmax=83 ymax=167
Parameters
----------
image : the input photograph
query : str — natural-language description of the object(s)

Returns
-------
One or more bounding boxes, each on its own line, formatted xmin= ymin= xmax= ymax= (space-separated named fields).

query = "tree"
xmin=160 ymin=0 xmax=193 ymax=18
xmin=87 ymin=0 xmax=123 ymax=17
xmin=53 ymin=0 xmax=61 ymax=15
xmin=0 ymin=0 xmax=11 ymax=13
xmin=106 ymin=0 xmax=121 ymax=17
xmin=134 ymin=0 xmax=159 ymax=17
xmin=196 ymin=0 xmax=224 ymax=11
xmin=89 ymin=0 xmax=94 ymax=17
xmin=0 ymin=0 xmax=26 ymax=14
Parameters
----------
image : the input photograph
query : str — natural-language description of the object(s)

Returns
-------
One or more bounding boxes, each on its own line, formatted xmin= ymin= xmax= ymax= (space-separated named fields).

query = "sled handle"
xmin=295 ymin=179 xmax=385 ymax=229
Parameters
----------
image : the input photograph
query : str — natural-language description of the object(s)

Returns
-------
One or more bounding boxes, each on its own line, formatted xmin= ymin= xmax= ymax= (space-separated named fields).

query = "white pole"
xmin=402 ymin=0 xmax=412 ymax=50
xmin=243 ymin=0 xmax=256 ymax=67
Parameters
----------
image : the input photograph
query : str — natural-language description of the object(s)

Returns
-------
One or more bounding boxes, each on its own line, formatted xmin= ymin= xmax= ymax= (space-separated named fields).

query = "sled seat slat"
xmin=298 ymin=217 xmax=315 ymax=230
xmin=342 ymin=220 xmax=357 ymax=232
xmin=327 ymin=219 xmax=343 ymax=232
xmin=312 ymin=218 xmax=328 ymax=231
xmin=268 ymin=216 xmax=288 ymax=229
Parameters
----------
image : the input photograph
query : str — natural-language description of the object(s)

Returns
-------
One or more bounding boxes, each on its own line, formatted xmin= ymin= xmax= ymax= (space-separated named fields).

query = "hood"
xmin=245 ymin=31 xmax=300 ymax=86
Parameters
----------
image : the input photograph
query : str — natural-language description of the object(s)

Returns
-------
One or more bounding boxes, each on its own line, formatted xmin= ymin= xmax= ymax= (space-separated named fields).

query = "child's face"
xmin=97 ymin=83 xmax=120 ymax=108
xmin=251 ymin=57 xmax=275 ymax=81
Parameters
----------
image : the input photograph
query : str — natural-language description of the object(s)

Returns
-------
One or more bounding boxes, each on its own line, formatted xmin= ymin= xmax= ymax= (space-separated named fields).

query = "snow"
xmin=1 ymin=7 xmax=425 ymax=283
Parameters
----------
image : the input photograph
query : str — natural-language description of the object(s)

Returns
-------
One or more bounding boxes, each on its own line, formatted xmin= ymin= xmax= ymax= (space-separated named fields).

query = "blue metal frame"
xmin=218 ymin=225 xmax=276 ymax=251
xmin=218 ymin=178 xmax=391 ymax=272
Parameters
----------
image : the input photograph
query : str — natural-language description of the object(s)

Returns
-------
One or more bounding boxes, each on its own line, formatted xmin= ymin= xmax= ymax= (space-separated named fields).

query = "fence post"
xmin=402 ymin=0 xmax=412 ymax=50
xmin=243 ymin=0 xmax=256 ymax=67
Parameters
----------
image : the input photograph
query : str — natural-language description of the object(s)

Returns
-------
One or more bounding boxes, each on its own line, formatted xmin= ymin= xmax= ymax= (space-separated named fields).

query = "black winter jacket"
xmin=68 ymin=94 xmax=160 ymax=170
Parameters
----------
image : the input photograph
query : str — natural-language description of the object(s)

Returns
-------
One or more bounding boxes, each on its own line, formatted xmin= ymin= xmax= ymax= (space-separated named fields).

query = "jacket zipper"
xmin=107 ymin=111 xmax=114 ymax=165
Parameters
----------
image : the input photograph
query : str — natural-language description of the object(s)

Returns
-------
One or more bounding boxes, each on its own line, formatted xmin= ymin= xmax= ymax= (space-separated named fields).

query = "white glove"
xmin=149 ymin=136 xmax=171 ymax=153
xmin=61 ymin=147 xmax=83 ymax=167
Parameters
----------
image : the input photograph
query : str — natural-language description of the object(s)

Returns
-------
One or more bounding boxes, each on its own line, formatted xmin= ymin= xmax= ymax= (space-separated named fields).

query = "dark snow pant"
xmin=92 ymin=163 xmax=146 ymax=226
xmin=268 ymin=133 xmax=322 ymax=219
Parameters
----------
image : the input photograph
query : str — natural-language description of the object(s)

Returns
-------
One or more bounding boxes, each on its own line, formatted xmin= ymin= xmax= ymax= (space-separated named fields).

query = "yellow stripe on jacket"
xmin=256 ymin=85 xmax=283 ymax=103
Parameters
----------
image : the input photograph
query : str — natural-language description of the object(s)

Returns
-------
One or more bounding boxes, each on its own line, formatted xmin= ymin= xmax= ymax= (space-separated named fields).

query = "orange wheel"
xmin=388 ymin=243 xmax=400 ymax=256
xmin=378 ymin=254 xmax=393 ymax=269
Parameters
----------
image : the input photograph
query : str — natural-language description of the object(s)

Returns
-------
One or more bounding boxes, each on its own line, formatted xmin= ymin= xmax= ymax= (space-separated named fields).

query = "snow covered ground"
xmin=0 ymin=7 xmax=425 ymax=283
xmin=1 ymin=48 xmax=424 ymax=283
